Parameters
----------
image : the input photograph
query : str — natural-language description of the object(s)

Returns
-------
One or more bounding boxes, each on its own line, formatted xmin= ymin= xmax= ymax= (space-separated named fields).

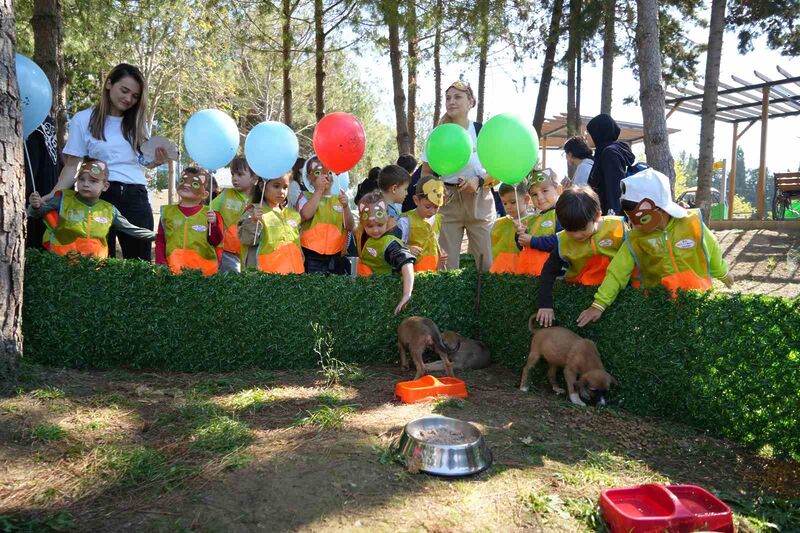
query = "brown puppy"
xmin=397 ymin=316 xmax=460 ymax=379
xmin=424 ymin=331 xmax=492 ymax=372
xmin=519 ymin=316 xmax=618 ymax=406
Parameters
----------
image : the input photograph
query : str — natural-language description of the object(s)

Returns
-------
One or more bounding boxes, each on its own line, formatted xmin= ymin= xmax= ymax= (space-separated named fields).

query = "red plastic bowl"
xmin=600 ymin=483 xmax=733 ymax=533
xmin=394 ymin=375 xmax=468 ymax=404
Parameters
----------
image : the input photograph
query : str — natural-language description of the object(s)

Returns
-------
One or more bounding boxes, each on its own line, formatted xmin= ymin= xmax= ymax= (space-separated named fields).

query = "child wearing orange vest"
xmin=155 ymin=167 xmax=224 ymax=276
xmin=397 ymin=175 xmax=446 ymax=272
xmin=27 ymin=158 xmax=155 ymax=258
xmin=239 ymin=172 xmax=304 ymax=274
xmin=577 ymin=169 xmax=734 ymax=327
xmin=516 ymin=169 xmax=563 ymax=275
xmin=490 ymin=182 xmax=533 ymax=274
xmin=298 ymin=156 xmax=355 ymax=274
xmin=534 ymin=186 xmax=627 ymax=327
xmin=212 ymin=156 xmax=259 ymax=273
xmin=356 ymin=191 xmax=416 ymax=314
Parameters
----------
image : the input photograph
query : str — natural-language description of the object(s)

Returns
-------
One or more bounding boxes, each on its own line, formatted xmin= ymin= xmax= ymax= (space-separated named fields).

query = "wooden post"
xmin=542 ymin=136 xmax=548 ymax=167
xmin=727 ymin=122 xmax=738 ymax=220
xmin=756 ymin=86 xmax=768 ymax=219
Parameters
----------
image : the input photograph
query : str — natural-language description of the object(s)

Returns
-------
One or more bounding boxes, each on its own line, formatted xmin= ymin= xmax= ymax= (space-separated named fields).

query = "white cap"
xmin=621 ymin=168 xmax=687 ymax=219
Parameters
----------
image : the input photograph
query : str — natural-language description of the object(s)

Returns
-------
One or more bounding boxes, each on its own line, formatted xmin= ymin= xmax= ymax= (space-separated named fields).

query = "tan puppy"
xmin=397 ymin=316 xmax=460 ymax=379
xmin=424 ymin=331 xmax=492 ymax=372
xmin=519 ymin=316 xmax=618 ymax=406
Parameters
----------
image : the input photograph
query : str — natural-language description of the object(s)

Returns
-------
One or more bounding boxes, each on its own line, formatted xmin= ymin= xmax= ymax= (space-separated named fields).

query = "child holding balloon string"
xmin=356 ymin=191 xmax=416 ymax=315
xmin=298 ymin=156 xmax=355 ymax=274
xmin=238 ymin=171 xmax=304 ymax=274
xmin=515 ymin=168 xmax=563 ymax=276
xmin=489 ymin=181 xmax=533 ymax=274
xmin=212 ymin=156 xmax=260 ymax=272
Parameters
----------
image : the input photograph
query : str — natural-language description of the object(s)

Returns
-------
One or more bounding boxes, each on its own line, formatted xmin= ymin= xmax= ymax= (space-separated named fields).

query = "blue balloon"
xmin=244 ymin=121 xmax=299 ymax=179
xmin=183 ymin=109 xmax=239 ymax=170
xmin=15 ymin=54 xmax=53 ymax=139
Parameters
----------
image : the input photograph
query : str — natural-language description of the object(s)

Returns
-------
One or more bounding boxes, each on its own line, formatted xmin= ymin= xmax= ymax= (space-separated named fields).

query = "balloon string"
xmin=208 ymin=171 xmax=215 ymax=236
xmin=514 ymin=187 xmax=522 ymax=222
xmin=253 ymin=182 xmax=266 ymax=246
xmin=24 ymin=142 xmax=37 ymax=194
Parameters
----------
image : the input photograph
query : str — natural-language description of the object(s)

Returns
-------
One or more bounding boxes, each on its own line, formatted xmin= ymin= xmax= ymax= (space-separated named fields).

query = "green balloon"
xmin=425 ymin=123 xmax=473 ymax=176
xmin=476 ymin=114 xmax=539 ymax=185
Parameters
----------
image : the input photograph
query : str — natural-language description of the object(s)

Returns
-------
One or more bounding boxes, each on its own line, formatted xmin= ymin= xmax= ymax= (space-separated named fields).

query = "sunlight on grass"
xmin=221 ymin=388 xmax=275 ymax=413
xmin=556 ymin=450 xmax=667 ymax=487
xmin=30 ymin=386 xmax=65 ymax=400
xmin=190 ymin=416 xmax=252 ymax=454
xmin=31 ymin=423 xmax=68 ymax=442
xmin=293 ymin=405 xmax=356 ymax=430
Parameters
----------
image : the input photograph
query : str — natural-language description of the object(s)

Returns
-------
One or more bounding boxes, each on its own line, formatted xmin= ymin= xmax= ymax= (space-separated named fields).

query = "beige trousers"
xmin=438 ymin=186 xmax=495 ymax=271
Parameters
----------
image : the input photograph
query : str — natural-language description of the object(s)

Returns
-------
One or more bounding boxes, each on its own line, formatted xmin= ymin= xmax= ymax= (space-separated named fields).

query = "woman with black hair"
xmin=563 ymin=136 xmax=594 ymax=187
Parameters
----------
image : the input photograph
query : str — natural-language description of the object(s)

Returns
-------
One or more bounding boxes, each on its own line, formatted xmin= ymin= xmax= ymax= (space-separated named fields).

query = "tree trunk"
xmin=695 ymin=0 xmax=725 ymax=221
xmin=566 ymin=0 xmax=580 ymax=136
xmin=314 ymin=0 xmax=325 ymax=121
xmin=386 ymin=9 xmax=411 ymax=154
xmin=532 ymin=0 xmax=564 ymax=135
xmin=406 ymin=0 xmax=417 ymax=155
xmin=0 ymin=0 xmax=25 ymax=395
xmin=31 ymin=0 xmax=66 ymax=150
xmin=282 ymin=0 xmax=293 ymax=128
xmin=635 ymin=0 xmax=675 ymax=184
xmin=476 ymin=0 xmax=489 ymax=123
xmin=432 ymin=0 xmax=442 ymax=126
xmin=576 ymin=45 xmax=582 ymax=133
xmin=600 ymin=0 xmax=615 ymax=114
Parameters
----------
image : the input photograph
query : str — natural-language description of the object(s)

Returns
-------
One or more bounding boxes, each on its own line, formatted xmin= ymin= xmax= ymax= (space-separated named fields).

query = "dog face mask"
xmin=624 ymin=198 xmax=664 ymax=232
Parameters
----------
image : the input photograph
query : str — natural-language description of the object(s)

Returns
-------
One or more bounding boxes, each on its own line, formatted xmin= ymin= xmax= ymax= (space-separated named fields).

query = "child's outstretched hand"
xmin=207 ymin=209 xmax=217 ymax=225
xmin=394 ymin=293 xmax=411 ymax=315
xmin=722 ymin=272 xmax=735 ymax=288
xmin=517 ymin=232 xmax=533 ymax=248
xmin=29 ymin=191 xmax=42 ymax=209
xmin=536 ymin=308 xmax=555 ymax=327
xmin=576 ymin=306 xmax=602 ymax=327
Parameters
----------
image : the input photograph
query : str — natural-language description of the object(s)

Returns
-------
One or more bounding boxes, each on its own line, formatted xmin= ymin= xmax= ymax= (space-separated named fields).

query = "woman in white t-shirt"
xmin=563 ymin=136 xmax=594 ymax=187
xmin=47 ymin=63 xmax=167 ymax=260
xmin=420 ymin=80 xmax=495 ymax=271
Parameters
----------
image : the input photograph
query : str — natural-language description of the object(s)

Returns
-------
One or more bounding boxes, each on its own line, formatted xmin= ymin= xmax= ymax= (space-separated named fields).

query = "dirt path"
xmin=2 ymin=364 xmax=797 ymax=532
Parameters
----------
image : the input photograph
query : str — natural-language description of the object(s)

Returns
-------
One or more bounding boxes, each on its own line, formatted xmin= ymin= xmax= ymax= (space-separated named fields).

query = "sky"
xmin=353 ymin=12 xmax=800 ymax=182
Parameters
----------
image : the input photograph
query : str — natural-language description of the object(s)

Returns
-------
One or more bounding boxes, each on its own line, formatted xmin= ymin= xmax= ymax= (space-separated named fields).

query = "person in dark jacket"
xmin=586 ymin=113 xmax=634 ymax=215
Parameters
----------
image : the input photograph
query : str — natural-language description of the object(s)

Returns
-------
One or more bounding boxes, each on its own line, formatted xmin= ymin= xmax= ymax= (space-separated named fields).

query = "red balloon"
xmin=312 ymin=112 xmax=366 ymax=173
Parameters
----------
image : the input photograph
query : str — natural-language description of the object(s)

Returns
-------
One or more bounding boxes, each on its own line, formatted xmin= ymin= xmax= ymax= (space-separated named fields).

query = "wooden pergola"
xmin=665 ymin=66 xmax=800 ymax=219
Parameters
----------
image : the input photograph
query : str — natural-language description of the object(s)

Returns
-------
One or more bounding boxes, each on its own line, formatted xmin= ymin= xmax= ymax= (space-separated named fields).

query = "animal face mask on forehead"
xmin=420 ymin=179 xmax=445 ymax=206
xmin=358 ymin=200 xmax=388 ymax=222
xmin=179 ymin=171 xmax=209 ymax=193
xmin=624 ymin=198 xmax=664 ymax=232
xmin=79 ymin=160 xmax=108 ymax=179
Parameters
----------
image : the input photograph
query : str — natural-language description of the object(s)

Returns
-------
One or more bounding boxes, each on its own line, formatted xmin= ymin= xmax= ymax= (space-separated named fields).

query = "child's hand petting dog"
xmin=536 ymin=308 xmax=555 ymax=327
xmin=577 ymin=307 xmax=602 ymax=327
xmin=517 ymin=232 xmax=533 ymax=248
xmin=394 ymin=293 xmax=412 ymax=316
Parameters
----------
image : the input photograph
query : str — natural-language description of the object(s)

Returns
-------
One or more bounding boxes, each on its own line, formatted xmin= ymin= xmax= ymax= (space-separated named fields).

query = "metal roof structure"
xmin=664 ymin=66 xmax=800 ymax=219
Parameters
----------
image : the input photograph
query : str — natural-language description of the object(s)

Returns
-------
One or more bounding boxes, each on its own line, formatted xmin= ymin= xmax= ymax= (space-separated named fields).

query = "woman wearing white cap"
xmin=419 ymin=80 xmax=495 ymax=271
xmin=577 ymin=169 xmax=734 ymax=327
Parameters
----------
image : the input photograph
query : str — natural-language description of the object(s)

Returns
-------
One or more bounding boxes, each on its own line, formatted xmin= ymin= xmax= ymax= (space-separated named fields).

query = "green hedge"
xmin=23 ymin=250 xmax=800 ymax=459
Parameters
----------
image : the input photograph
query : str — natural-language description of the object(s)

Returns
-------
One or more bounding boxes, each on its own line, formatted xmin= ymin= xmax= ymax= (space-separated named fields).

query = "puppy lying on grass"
xmin=519 ymin=316 xmax=617 ymax=406
xmin=397 ymin=316 xmax=460 ymax=379
xmin=424 ymin=331 xmax=492 ymax=373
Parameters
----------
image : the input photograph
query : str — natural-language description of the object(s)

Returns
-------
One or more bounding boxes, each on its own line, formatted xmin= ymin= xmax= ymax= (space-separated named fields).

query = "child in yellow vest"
xmin=356 ymin=191 xmax=416 ymax=315
xmin=239 ymin=171 xmax=304 ymax=274
xmin=490 ymin=182 xmax=533 ymax=274
xmin=577 ymin=169 xmax=734 ymax=327
xmin=212 ymin=156 xmax=259 ymax=273
xmin=156 ymin=167 xmax=223 ymax=276
xmin=516 ymin=169 xmax=563 ymax=275
xmin=534 ymin=186 xmax=627 ymax=327
xmin=397 ymin=175 xmax=446 ymax=272
xmin=27 ymin=158 xmax=155 ymax=258
xmin=298 ymin=156 xmax=355 ymax=274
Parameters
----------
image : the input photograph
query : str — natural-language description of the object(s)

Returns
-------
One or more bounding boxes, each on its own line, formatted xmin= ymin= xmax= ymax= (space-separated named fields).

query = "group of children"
xmin=28 ymin=152 xmax=734 ymax=322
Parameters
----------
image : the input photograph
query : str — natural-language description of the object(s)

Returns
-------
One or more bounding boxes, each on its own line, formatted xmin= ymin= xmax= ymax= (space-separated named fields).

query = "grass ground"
xmin=1 ymin=361 xmax=798 ymax=532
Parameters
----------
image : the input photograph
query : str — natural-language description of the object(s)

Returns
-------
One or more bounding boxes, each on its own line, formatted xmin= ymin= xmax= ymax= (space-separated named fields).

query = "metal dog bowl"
xmin=395 ymin=416 xmax=492 ymax=477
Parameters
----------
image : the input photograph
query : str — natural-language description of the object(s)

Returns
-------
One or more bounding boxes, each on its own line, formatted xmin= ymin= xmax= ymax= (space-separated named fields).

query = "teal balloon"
xmin=15 ymin=54 xmax=52 ymax=139
xmin=477 ymin=114 xmax=539 ymax=185
xmin=184 ymin=109 xmax=239 ymax=170
xmin=245 ymin=121 xmax=299 ymax=179
xmin=425 ymin=123 xmax=473 ymax=176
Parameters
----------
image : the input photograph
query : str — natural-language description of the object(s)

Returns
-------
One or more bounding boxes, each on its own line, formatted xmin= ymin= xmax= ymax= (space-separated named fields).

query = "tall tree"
xmin=432 ymin=0 xmax=443 ymax=125
xmin=314 ymin=0 xmax=325 ymax=121
xmin=1 ymin=0 xmax=25 ymax=395
xmin=635 ymin=0 xmax=675 ymax=183
xmin=600 ymin=0 xmax=615 ymax=114
xmin=694 ymin=0 xmax=725 ymax=221
xmin=406 ymin=0 xmax=418 ymax=154
xmin=476 ymin=0 xmax=490 ymax=123
xmin=532 ymin=0 xmax=564 ymax=135
xmin=281 ymin=0 xmax=294 ymax=127
xmin=31 ymin=0 xmax=66 ymax=149
xmin=381 ymin=0 xmax=411 ymax=154
xmin=565 ymin=0 xmax=580 ymax=136
xmin=728 ymin=0 xmax=800 ymax=56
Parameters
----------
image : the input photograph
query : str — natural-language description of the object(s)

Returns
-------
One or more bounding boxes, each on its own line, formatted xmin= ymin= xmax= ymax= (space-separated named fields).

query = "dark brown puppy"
xmin=424 ymin=331 xmax=492 ymax=372
xmin=397 ymin=316 xmax=460 ymax=379
xmin=519 ymin=316 xmax=618 ymax=406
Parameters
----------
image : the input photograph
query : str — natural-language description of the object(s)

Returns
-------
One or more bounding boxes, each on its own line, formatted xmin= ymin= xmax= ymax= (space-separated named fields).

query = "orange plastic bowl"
xmin=394 ymin=375 xmax=468 ymax=404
